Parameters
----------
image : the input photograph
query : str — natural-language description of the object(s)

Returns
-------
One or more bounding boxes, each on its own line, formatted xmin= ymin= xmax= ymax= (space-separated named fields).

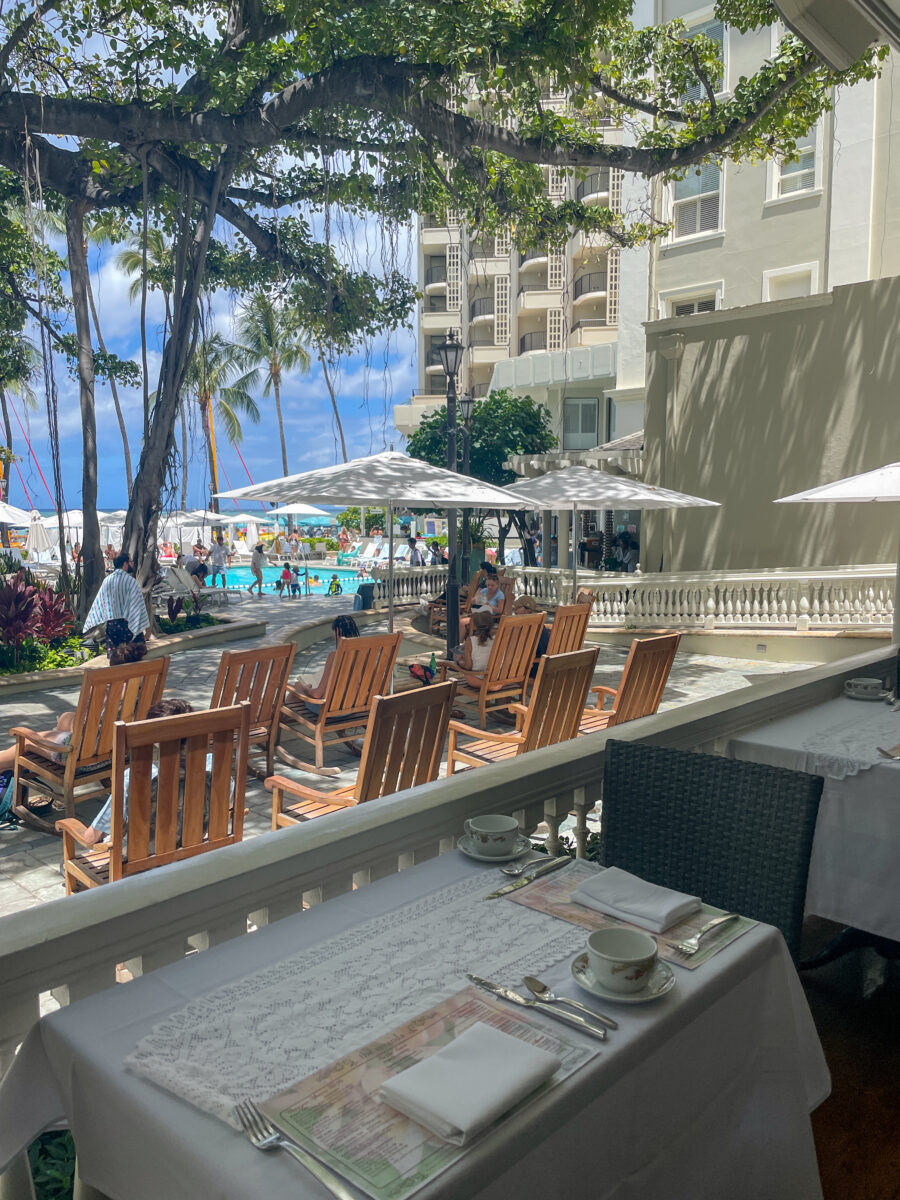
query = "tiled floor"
xmin=0 ymin=593 xmax=817 ymax=917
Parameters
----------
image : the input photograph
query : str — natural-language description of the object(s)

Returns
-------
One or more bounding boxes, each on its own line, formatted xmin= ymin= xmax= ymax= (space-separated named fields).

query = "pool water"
xmin=205 ymin=565 xmax=366 ymax=595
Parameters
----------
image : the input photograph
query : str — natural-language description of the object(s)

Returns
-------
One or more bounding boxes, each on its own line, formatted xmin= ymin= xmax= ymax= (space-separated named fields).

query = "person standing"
xmin=407 ymin=537 xmax=425 ymax=567
xmin=82 ymin=552 xmax=149 ymax=660
xmin=208 ymin=534 xmax=230 ymax=588
xmin=248 ymin=543 xmax=266 ymax=596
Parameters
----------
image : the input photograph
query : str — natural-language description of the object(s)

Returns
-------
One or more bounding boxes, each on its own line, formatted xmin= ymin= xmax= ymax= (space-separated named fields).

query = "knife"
xmin=484 ymin=855 xmax=572 ymax=899
xmin=467 ymin=974 xmax=607 ymax=1041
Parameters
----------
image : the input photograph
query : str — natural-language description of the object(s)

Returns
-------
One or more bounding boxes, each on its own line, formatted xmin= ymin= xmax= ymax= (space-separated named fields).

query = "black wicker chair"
xmin=600 ymin=740 xmax=823 ymax=962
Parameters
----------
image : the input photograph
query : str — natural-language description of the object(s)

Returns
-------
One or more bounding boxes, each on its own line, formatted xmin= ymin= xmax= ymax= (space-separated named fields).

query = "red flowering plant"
xmin=0 ymin=571 xmax=39 ymax=665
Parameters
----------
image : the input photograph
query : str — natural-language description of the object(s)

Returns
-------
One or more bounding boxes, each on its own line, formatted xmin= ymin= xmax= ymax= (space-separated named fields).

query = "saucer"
xmin=844 ymin=684 xmax=888 ymax=702
xmin=570 ymin=953 xmax=675 ymax=1004
xmin=457 ymin=833 xmax=533 ymax=863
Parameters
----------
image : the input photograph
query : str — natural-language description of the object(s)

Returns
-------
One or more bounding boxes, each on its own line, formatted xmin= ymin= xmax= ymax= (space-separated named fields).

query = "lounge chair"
xmin=210 ymin=643 xmax=296 ymax=777
xmin=157 ymin=565 xmax=230 ymax=607
xmin=579 ymin=632 xmax=680 ymax=735
xmin=56 ymin=702 xmax=251 ymax=893
xmin=11 ymin=657 xmax=169 ymax=822
xmin=448 ymin=647 xmax=599 ymax=772
xmin=545 ymin=603 xmax=591 ymax=655
xmin=438 ymin=611 xmax=545 ymax=728
xmin=268 ymin=681 xmax=457 ymax=826
xmin=277 ymin=631 xmax=403 ymax=772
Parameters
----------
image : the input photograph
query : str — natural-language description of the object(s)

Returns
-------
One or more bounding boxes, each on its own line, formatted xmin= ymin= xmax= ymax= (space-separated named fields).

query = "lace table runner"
xmin=799 ymin=705 xmax=900 ymax=780
xmin=126 ymin=868 xmax=587 ymax=1127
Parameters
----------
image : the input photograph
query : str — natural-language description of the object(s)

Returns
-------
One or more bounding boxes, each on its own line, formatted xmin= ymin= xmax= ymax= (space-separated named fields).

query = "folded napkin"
xmin=572 ymin=866 xmax=701 ymax=933
xmin=379 ymin=1022 xmax=560 ymax=1145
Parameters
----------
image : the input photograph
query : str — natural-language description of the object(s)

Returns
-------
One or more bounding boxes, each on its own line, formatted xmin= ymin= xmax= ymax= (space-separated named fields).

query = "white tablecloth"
xmin=0 ymin=852 xmax=829 ymax=1200
xmin=729 ymin=695 xmax=900 ymax=939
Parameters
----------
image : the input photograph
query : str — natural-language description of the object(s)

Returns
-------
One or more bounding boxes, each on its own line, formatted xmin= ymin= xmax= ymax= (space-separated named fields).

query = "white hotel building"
xmin=393 ymin=3 xmax=900 ymax=566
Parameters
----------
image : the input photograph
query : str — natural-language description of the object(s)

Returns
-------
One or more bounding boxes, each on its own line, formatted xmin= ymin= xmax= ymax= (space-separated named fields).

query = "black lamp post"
xmin=436 ymin=330 xmax=464 ymax=656
xmin=458 ymin=391 xmax=474 ymax=586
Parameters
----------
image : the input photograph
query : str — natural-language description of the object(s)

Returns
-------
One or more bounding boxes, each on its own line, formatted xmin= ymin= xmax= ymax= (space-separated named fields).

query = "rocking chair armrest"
xmin=265 ymin=774 xmax=354 ymax=807
xmin=9 ymin=727 xmax=73 ymax=756
xmin=508 ymin=702 xmax=529 ymax=730
xmin=437 ymin=660 xmax=455 ymax=682
xmin=589 ymin=684 xmax=617 ymax=710
xmin=55 ymin=818 xmax=102 ymax=847
xmin=447 ymin=719 xmax=524 ymax=745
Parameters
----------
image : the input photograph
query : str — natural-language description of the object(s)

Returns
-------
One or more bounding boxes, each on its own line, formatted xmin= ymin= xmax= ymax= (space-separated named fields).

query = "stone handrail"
xmin=506 ymin=564 xmax=896 ymax=629
xmin=371 ymin=564 xmax=448 ymax=608
xmin=0 ymin=644 xmax=893 ymax=1196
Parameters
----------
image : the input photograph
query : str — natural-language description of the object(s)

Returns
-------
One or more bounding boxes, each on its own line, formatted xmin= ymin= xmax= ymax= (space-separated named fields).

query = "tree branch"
xmin=0 ymin=0 xmax=57 ymax=89
xmin=589 ymin=73 xmax=687 ymax=123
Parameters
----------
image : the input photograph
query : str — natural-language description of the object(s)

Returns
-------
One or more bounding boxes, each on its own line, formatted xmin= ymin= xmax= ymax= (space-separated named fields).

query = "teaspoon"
xmin=500 ymin=856 xmax=542 ymax=877
xmin=523 ymin=975 xmax=619 ymax=1029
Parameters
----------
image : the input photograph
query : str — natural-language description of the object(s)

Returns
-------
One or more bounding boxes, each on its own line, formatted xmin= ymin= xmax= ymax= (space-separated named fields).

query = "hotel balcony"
xmin=424 ymin=264 xmax=447 ymax=292
xmin=469 ymin=296 xmax=495 ymax=324
xmin=519 ymin=248 xmax=549 ymax=270
xmin=421 ymin=304 xmax=450 ymax=330
xmin=393 ymin=392 xmax=445 ymax=434
xmin=517 ymin=281 xmax=559 ymax=313
xmin=576 ymin=170 xmax=611 ymax=205
xmin=470 ymin=341 xmax=509 ymax=366
xmin=569 ymin=319 xmax=616 ymax=347
xmin=420 ymin=217 xmax=452 ymax=248
xmin=573 ymin=271 xmax=608 ymax=304
xmin=519 ymin=330 xmax=548 ymax=355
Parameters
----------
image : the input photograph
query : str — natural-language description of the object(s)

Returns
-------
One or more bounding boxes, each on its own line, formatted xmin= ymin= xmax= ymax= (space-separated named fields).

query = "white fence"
xmin=371 ymin=564 xmax=448 ymax=608
xmin=0 ymin=644 xmax=892 ymax=1197
xmin=506 ymin=564 xmax=897 ymax=630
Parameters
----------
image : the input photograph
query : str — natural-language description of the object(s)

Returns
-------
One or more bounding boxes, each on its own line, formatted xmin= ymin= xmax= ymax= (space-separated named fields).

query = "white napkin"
xmin=379 ymin=1022 xmax=560 ymax=1145
xmin=572 ymin=866 xmax=701 ymax=933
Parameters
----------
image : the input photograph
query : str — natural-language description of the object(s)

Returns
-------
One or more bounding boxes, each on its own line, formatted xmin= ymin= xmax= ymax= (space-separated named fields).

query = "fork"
xmin=669 ymin=913 xmax=740 ymax=957
xmin=234 ymin=1099 xmax=356 ymax=1200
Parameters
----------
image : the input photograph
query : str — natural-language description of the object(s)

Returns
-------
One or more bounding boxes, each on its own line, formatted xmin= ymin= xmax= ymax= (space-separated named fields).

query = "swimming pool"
xmin=199 ymin=565 xmax=366 ymax=594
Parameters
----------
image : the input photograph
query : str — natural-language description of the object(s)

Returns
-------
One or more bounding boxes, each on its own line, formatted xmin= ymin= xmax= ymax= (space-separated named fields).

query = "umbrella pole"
xmin=572 ymin=503 xmax=577 ymax=603
xmin=893 ymin=524 xmax=900 ymax=645
xmin=387 ymin=503 xmax=394 ymax=635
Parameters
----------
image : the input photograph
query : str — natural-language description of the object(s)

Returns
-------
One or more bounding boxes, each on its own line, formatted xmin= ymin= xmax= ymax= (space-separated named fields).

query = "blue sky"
xmin=6 ymin=231 xmax=417 ymax=515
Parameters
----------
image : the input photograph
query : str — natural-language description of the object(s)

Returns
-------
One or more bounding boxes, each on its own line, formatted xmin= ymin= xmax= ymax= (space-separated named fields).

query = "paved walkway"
xmin=0 ymin=591 xmax=816 ymax=918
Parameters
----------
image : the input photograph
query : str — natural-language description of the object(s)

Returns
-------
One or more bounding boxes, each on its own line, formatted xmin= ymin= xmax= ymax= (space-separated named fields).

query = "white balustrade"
xmin=502 ymin=564 xmax=896 ymax=630
xmin=0 ymin=643 xmax=893 ymax=1196
xmin=371 ymin=565 xmax=448 ymax=608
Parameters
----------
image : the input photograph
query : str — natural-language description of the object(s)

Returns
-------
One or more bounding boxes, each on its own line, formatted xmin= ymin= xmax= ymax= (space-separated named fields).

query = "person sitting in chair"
xmin=291 ymin=615 xmax=359 ymax=703
xmin=451 ymin=611 xmax=496 ymax=689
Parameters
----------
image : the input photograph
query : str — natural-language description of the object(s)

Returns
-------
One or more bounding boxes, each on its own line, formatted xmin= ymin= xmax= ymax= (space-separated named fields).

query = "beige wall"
xmin=642 ymin=276 xmax=900 ymax=572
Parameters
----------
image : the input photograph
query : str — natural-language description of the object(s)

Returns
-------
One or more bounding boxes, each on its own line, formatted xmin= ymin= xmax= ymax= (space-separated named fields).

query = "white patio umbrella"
xmin=267 ymin=502 xmax=330 ymax=518
xmin=774 ymin=461 xmax=900 ymax=641
xmin=217 ymin=450 xmax=526 ymax=630
xmin=503 ymin=465 xmax=719 ymax=599
xmin=0 ymin=500 xmax=32 ymax=526
xmin=25 ymin=511 xmax=54 ymax=559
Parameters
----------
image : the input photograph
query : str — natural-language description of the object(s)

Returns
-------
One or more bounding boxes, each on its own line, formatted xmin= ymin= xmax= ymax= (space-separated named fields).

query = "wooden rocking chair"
xmin=544 ymin=603 xmax=591 ymax=655
xmin=268 ymin=680 xmax=457 ymax=826
xmin=210 ymin=642 xmax=296 ymax=777
xmin=438 ymin=611 xmax=545 ymax=728
xmin=277 ymin=631 xmax=402 ymax=773
xmin=57 ymin=702 xmax=250 ymax=893
xmin=579 ymin=633 xmax=681 ymax=735
xmin=448 ymin=647 xmax=599 ymax=772
xmin=11 ymin=657 xmax=169 ymax=824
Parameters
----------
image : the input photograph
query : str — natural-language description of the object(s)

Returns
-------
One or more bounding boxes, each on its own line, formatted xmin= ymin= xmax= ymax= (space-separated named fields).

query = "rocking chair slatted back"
xmin=544 ymin=604 xmax=590 ymax=656
xmin=210 ymin=643 xmax=296 ymax=775
xmin=356 ymin=681 xmax=457 ymax=801
xmin=520 ymin=648 xmax=600 ymax=751
xmin=607 ymin=633 xmax=681 ymax=727
xmin=323 ymin=633 xmax=402 ymax=717
xmin=74 ymin=658 xmax=170 ymax=766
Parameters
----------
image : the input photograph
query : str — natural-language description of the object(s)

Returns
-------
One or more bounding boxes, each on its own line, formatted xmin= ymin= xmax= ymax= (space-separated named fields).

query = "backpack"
xmin=0 ymin=770 xmax=16 ymax=827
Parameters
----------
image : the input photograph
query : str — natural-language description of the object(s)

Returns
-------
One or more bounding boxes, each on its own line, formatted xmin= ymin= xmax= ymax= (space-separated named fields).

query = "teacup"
xmin=845 ymin=677 xmax=882 ymax=696
xmin=464 ymin=814 xmax=520 ymax=857
xmin=587 ymin=928 xmax=658 ymax=994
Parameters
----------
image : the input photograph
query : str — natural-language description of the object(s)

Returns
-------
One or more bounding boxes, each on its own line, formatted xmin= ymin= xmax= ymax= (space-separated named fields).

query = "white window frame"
xmin=765 ymin=124 xmax=824 ymax=205
xmin=761 ymin=262 xmax=819 ymax=302
xmin=563 ymin=397 xmax=600 ymax=451
xmin=668 ymin=163 xmax=724 ymax=243
xmin=681 ymin=7 xmax=729 ymax=100
xmin=658 ymin=280 xmax=724 ymax=319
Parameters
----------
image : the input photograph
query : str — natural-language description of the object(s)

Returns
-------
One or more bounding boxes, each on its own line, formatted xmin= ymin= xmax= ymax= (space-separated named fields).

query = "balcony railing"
xmin=470 ymin=297 xmax=495 ymax=320
xmin=469 ymin=331 xmax=497 ymax=346
xmin=472 ymin=382 xmax=490 ymax=396
xmin=424 ymin=375 xmax=448 ymax=394
xmin=422 ymin=216 xmax=445 ymax=229
xmin=1 ymin=633 xmax=892 ymax=1200
xmin=573 ymin=272 xmax=608 ymax=300
xmin=469 ymin=239 xmax=495 ymax=258
xmin=576 ymin=170 xmax=611 ymax=201
xmin=518 ymin=281 xmax=550 ymax=294
xmin=425 ymin=299 xmax=448 ymax=314
xmin=572 ymin=318 xmax=608 ymax=331
xmin=519 ymin=248 xmax=547 ymax=266
xmin=425 ymin=264 xmax=447 ymax=285
xmin=519 ymin=331 xmax=547 ymax=353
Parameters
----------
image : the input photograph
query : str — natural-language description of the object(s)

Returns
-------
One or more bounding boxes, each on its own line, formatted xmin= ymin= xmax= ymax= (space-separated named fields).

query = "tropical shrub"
xmin=34 ymin=588 xmax=75 ymax=643
xmin=0 ymin=571 xmax=39 ymax=662
xmin=167 ymin=595 xmax=184 ymax=622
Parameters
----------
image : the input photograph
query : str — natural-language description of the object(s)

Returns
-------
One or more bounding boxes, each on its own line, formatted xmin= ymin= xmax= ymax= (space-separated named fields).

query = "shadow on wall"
xmin=642 ymin=277 xmax=900 ymax=573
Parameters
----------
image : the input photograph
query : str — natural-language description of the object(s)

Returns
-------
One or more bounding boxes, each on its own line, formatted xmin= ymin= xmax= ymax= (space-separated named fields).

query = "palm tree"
xmin=235 ymin=293 xmax=310 ymax=479
xmin=0 ymin=334 xmax=40 ymax=546
xmin=182 ymin=330 xmax=261 ymax=507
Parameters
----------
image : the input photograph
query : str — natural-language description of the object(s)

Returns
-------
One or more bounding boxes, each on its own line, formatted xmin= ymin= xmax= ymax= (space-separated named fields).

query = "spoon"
xmin=522 ymin=976 xmax=618 ymax=1029
xmin=500 ymin=856 xmax=542 ymax=877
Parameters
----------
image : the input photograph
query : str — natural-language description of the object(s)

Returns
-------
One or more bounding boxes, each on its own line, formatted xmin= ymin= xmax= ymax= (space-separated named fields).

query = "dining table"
xmin=728 ymin=693 xmax=900 ymax=941
xmin=0 ymin=849 xmax=829 ymax=1200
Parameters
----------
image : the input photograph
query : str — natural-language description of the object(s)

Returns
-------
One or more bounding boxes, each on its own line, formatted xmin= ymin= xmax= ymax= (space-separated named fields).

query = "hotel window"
xmin=683 ymin=18 xmax=726 ymax=101
xmin=672 ymin=163 xmax=721 ymax=238
xmin=775 ymin=138 xmax=817 ymax=197
xmin=672 ymin=295 xmax=717 ymax=316
xmin=563 ymin=398 xmax=600 ymax=451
